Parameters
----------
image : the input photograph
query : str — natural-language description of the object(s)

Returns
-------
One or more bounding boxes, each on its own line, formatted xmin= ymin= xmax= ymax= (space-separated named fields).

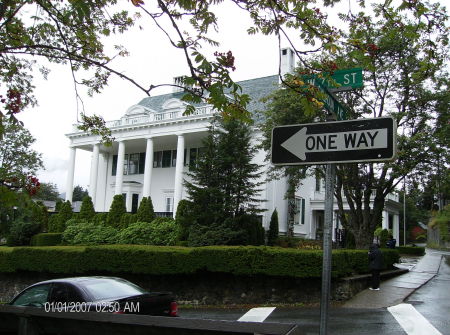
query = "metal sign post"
xmin=271 ymin=68 xmax=370 ymax=335
xmin=319 ymin=163 xmax=335 ymax=335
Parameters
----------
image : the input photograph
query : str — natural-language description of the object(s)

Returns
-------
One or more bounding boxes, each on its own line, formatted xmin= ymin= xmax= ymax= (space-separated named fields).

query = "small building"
xmin=65 ymin=48 xmax=401 ymax=244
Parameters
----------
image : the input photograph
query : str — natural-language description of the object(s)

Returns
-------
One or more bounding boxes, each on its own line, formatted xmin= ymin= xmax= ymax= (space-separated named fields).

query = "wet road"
xmin=405 ymin=251 xmax=450 ymax=335
xmin=179 ymin=250 xmax=450 ymax=335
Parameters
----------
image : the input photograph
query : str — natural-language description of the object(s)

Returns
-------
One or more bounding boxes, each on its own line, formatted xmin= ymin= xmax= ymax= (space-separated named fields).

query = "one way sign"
xmin=271 ymin=117 xmax=396 ymax=165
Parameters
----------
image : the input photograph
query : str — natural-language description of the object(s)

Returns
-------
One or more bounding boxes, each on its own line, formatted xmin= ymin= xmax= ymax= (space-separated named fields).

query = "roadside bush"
xmin=0 ymin=245 xmax=400 ymax=277
xmin=116 ymin=220 xmax=179 ymax=246
xmin=30 ymin=233 xmax=63 ymax=246
xmin=396 ymin=246 xmax=425 ymax=256
xmin=63 ymin=221 xmax=118 ymax=245
xmin=6 ymin=220 xmax=41 ymax=246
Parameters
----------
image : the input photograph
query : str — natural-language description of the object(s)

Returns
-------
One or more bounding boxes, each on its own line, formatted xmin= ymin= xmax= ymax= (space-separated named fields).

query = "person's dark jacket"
xmin=368 ymin=244 xmax=383 ymax=270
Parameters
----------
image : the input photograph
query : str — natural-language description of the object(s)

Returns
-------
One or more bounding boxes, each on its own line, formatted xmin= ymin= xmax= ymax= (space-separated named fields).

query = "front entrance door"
xmin=131 ymin=194 xmax=139 ymax=213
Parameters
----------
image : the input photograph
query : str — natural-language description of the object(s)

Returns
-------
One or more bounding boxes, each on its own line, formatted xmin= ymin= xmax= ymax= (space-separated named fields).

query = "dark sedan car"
xmin=9 ymin=276 xmax=178 ymax=316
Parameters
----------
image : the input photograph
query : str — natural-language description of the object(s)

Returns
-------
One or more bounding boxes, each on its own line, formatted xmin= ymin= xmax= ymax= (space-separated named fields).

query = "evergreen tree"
xmin=175 ymin=199 xmax=193 ymax=241
xmin=79 ymin=195 xmax=96 ymax=221
xmin=72 ymin=185 xmax=89 ymax=202
xmin=136 ymin=197 xmax=155 ymax=223
xmin=267 ymin=209 xmax=279 ymax=246
xmin=56 ymin=201 xmax=73 ymax=232
xmin=185 ymin=117 xmax=264 ymax=244
xmin=32 ymin=201 xmax=49 ymax=232
xmin=107 ymin=195 xmax=126 ymax=228
xmin=55 ymin=199 xmax=64 ymax=212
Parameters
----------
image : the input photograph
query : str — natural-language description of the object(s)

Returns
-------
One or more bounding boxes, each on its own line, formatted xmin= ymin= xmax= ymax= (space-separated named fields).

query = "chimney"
xmin=280 ymin=47 xmax=295 ymax=83
xmin=173 ymin=76 xmax=185 ymax=93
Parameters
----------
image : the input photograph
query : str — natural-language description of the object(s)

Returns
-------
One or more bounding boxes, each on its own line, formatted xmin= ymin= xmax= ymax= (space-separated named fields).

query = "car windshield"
xmin=81 ymin=278 xmax=148 ymax=301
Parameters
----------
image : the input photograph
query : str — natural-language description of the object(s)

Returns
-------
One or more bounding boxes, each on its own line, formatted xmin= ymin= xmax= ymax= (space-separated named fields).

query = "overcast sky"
xmin=15 ymin=1 xmax=345 ymax=194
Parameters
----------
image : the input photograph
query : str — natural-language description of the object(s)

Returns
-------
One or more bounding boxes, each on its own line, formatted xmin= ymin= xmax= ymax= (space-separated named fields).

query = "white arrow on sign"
xmin=281 ymin=127 xmax=388 ymax=160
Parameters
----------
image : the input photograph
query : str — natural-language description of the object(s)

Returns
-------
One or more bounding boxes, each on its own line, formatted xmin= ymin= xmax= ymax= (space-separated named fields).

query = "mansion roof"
xmin=136 ymin=75 xmax=279 ymax=121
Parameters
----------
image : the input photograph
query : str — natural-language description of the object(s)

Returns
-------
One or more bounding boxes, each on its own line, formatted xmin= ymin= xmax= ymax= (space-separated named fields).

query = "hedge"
xmin=396 ymin=246 xmax=425 ymax=256
xmin=0 ymin=246 xmax=399 ymax=278
xmin=30 ymin=233 xmax=63 ymax=246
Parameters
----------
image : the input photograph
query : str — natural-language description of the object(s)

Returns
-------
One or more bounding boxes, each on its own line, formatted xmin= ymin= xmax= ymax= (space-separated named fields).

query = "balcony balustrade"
xmin=104 ymin=105 xmax=215 ymax=129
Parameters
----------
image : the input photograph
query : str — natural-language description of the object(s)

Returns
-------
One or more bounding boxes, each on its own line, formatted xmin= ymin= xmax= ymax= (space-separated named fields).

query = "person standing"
xmin=368 ymin=244 xmax=383 ymax=290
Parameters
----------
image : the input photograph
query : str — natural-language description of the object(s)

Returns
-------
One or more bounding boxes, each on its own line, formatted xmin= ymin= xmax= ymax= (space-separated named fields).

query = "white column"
xmin=381 ymin=211 xmax=389 ymax=229
xmin=125 ymin=191 xmax=132 ymax=212
xmin=89 ymin=143 xmax=100 ymax=205
xmin=173 ymin=134 xmax=185 ymax=217
xmin=115 ymin=140 xmax=126 ymax=195
xmin=65 ymin=147 xmax=76 ymax=203
xmin=393 ymin=214 xmax=400 ymax=246
xmin=142 ymin=137 xmax=154 ymax=198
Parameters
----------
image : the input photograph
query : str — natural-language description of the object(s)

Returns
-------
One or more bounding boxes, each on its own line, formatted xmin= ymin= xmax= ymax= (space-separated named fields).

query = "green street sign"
xmin=303 ymin=68 xmax=363 ymax=93
xmin=316 ymin=81 xmax=348 ymax=121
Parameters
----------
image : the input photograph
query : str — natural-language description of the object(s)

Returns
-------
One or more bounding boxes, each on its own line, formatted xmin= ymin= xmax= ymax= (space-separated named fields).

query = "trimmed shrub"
xmin=119 ymin=213 xmax=138 ymax=229
xmin=234 ymin=214 xmax=265 ymax=246
xmin=379 ymin=229 xmax=390 ymax=248
xmin=6 ymin=220 xmax=41 ymax=246
xmin=32 ymin=201 xmax=49 ymax=232
xmin=175 ymin=199 xmax=193 ymax=241
xmin=0 ymin=245 xmax=399 ymax=278
xmin=396 ymin=246 xmax=425 ymax=256
xmin=55 ymin=199 xmax=64 ymax=212
xmin=30 ymin=233 xmax=63 ymax=246
xmin=79 ymin=196 xmax=96 ymax=221
xmin=267 ymin=209 xmax=279 ymax=246
xmin=47 ymin=215 xmax=59 ymax=233
xmin=151 ymin=217 xmax=173 ymax=225
xmin=116 ymin=220 xmax=179 ymax=246
xmin=51 ymin=201 xmax=73 ymax=232
xmin=136 ymin=197 xmax=156 ymax=223
xmin=92 ymin=213 xmax=108 ymax=225
xmin=107 ymin=195 xmax=126 ymax=228
xmin=2 ymin=246 xmax=88 ymax=273
xmin=187 ymin=222 xmax=245 ymax=247
xmin=63 ymin=221 xmax=118 ymax=245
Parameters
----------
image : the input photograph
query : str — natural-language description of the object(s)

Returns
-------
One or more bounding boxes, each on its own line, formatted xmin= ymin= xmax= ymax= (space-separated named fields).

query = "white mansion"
xmin=65 ymin=49 xmax=401 ymax=244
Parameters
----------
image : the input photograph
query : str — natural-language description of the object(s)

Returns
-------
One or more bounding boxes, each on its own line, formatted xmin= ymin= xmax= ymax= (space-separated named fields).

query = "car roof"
xmin=31 ymin=276 xmax=127 ymax=286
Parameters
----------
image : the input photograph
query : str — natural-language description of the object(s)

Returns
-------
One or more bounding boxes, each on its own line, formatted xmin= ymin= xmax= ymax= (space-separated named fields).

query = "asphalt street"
xmin=179 ymin=249 xmax=450 ymax=335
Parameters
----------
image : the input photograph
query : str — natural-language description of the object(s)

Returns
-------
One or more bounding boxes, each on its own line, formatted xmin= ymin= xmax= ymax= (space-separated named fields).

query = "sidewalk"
xmin=342 ymin=249 xmax=443 ymax=309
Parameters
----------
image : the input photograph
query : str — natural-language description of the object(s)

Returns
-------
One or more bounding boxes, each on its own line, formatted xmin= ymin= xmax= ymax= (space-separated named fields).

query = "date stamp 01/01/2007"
xmin=44 ymin=301 xmax=140 ymax=313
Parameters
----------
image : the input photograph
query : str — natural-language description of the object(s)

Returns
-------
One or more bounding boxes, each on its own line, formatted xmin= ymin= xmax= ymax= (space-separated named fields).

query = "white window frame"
xmin=165 ymin=197 xmax=174 ymax=213
xmin=294 ymin=197 xmax=305 ymax=225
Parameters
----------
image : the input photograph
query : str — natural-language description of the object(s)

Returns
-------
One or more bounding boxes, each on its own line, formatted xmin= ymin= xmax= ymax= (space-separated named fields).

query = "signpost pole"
xmin=319 ymin=163 xmax=335 ymax=335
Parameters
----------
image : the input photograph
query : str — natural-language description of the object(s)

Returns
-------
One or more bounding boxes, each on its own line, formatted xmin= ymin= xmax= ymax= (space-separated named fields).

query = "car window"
xmin=81 ymin=279 xmax=147 ymax=301
xmin=11 ymin=284 xmax=51 ymax=307
xmin=66 ymin=284 xmax=84 ymax=302
xmin=49 ymin=283 xmax=68 ymax=303
xmin=49 ymin=283 xmax=84 ymax=303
